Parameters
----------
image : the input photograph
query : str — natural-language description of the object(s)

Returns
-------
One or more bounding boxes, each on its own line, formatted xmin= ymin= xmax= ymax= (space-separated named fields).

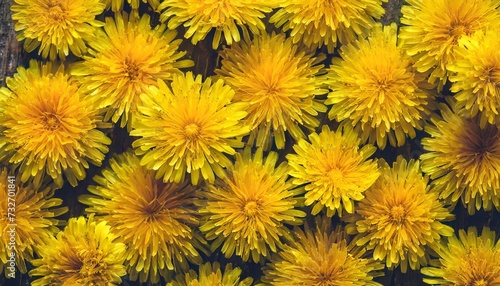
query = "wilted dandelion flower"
xmin=131 ymin=72 xmax=249 ymax=185
xmin=102 ymin=0 xmax=160 ymax=11
xmin=198 ymin=148 xmax=306 ymax=263
xmin=270 ymin=0 xmax=387 ymax=53
xmin=159 ymin=0 xmax=278 ymax=49
xmin=167 ymin=262 xmax=253 ymax=286
xmin=0 ymin=169 xmax=67 ymax=275
xmin=30 ymin=215 xmax=127 ymax=286
xmin=346 ymin=156 xmax=454 ymax=273
xmin=11 ymin=0 xmax=105 ymax=60
xmin=448 ymin=29 xmax=500 ymax=127
xmin=262 ymin=216 xmax=383 ymax=286
xmin=286 ymin=125 xmax=379 ymax=217
xmin=421 ymin=227 xmax=500 ymax=285
xmin=71 ymin=12 xmax=193 ymax=129
xmin=0 ymin=61 xmax=111 ymax=187
xmin=399 ymin=0 xmax=500 ymax=89
xmin=216 ymin=33 xmax=327 ymax=150
xmin=421 ymin=101 xmax=500 ymax=214
xmin=326 ymin=23 xmax=435 ymax=149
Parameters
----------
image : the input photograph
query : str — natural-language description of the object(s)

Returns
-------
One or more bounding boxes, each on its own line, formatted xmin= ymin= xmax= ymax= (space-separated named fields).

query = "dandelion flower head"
xmin=286 ymin=125 xmax=379 ymax=217
xmin=167 ymin=262 xmax=253 ymax=286
xmin=102 ymin=0 xmax=160 ymax=11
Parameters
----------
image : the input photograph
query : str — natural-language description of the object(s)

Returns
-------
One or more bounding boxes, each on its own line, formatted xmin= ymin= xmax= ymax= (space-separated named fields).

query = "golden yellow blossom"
xmin=167 ymin=262 xmax=253 ymax=286
xmin=102 ymin=0 xmax=160 ymax=11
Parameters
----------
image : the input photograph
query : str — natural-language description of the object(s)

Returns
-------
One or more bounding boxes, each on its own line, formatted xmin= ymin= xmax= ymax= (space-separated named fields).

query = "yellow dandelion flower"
xmin=346 ymin=156 xmax=455 ymax=273
xmin=167 ymin=262 xmax=253 ymax=286
xmin=71 ymin=12 xmax=193 ymax=129
xmin=270 ymin=0 xmax=387 ymax=53
xmin=421 ymin=101 xmax=500 ymax=214
xmin=158 ymin=0 xmax=279 ymax=49
xmin=0 ymin=169 xmax=67 ymax=276
xmin=79 ymin=151 xmax=206 ymax=284
xmin=130 ymin=72 xmax=249 ymax=185
xmin=0 ymin=61 xmax=111 ymax=187
xmin=102 ymin=0 xmax=160 ymax=11
xmin=215 ymin=33 xmax=327 ymax=150
xmin=399 ymin=0 xmax=500 ymax=89
xmin=326 ymin=23 xmax=435 ymax=149
xmin=29 ymin=215 xmax=127 ymax=286
xmin=286 ymin=125 xmax=379 ymax=217
xmin=11 ymin=0 xmax=105 ymax=60
xmin=198 ymin=148 xmax=306 ymax=263
xmin=448 ymin=29 xmax=500 ymax=127
xmin=261 ymin=216 xmax=383 ymax=286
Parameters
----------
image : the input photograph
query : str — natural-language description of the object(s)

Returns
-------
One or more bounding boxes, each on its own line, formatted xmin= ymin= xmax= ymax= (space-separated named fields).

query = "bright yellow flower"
xmin=130 ymin=72 xmax=249 ymax=185
xmin=421 ymin=227 xmax=500 ymax=285
xmin=216 ymin=33 xmax=327 ymax=150
xmin=0 ymin=169 xmax=67 ymax=276
xmin=346 ymin=156 xmax=455 ymax=273
xmin=30 ymin=215 xmax=127 ymax=286
xmin=270 ymin=0 xmax=387 ymax=53
xmin=80 ymin=151 xmax=206 ymax=283
xmin=326 ymin=23 xmax=435 ymax=149
xmin=287 ymin=125 xmax=379 ymax=217
xmin=0 ymin=61 xmax=111 ymax=187
xmin=102 ymin=0 xmax=160 ymax=11
xmin=448 ymin=29 xmax=500 ymax=127
xmin=71 ymin=12 xmax=193 ymax=129
xmin=399 ymin=0 xmax=500 ymax=90
xmin=261 ymin=216 xmax=383 ymax=286
xmin=198 ymin=148 xmax=306 ymax=263
xmin=421 ymin=101 xmax=500 ymax=214
xmin=11 ymin=0 xmax=105 ymax=60
xmin=159 ymin=0 xmax=280 ymax=49
xmin=167 ymin=262 xmax=253 ymax=286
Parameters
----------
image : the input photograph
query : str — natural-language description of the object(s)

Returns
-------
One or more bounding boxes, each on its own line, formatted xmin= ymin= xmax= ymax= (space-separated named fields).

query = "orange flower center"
xmin=243 ymin=201 xmax=259 ymax=216
xmin=47 ymin=1 xmax=66 ymax=23
xmin=43 ymin=112 xmax=61 ymax=131
xmin=124 ymin=58 xmax=141 ymax=81
xmin=184 ymin=123 xmax=200 ymax=139
xmin=390 ymin=205 xmax=406 ymax=224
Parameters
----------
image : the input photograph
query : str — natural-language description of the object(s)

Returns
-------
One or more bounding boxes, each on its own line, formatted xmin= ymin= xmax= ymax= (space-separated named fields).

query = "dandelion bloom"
xmin=326 ymin=23 xmax=435 ymax=149
xmin=159 ymin=0 xmax=279 ymax=49
xmin=270 ymin=0 xmax=387 ymax=53
xmin=448 ymin=29 xmax=500 ymax=127
xmin=421 ymin=101 xmax=500 ymax=214
xmin=11 ymin=0 xmax=105 ymax=60
xmin=399 ymin=0 xmax=500 ymax=89
xmin=131 ymin=72 xmax=249 ymax=185
xmin=80 ymin=151 xmax=206 ymax=283
xmin=346 ymin=157 xmax=454 ymax=272
xmin=421 ymin=227 xmax=500 ymax=285
xmin=216 ymin=33 xmax=327 ymax=150
xmin=71 ymin=12 xmax=193 ymax=129
xmin=198 ymin=148 xmax=306 ymax=263
xmin=102 ymin=0 xmax=160 ymax=11
xmin=286 ymin=125 xmax=379 ymax=217
xmin=167 ymin=262 xmax=253 ymax=286
xmin=30 ymin=215 xmax=127 ymax=285
xmin=0 ymin=61 xmax=111 ymax=187
xmin=0 ymin=169 xmax=67 ymax=275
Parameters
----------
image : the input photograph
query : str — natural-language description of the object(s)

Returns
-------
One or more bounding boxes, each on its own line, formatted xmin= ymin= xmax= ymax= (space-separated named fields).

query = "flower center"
xmin=327 ymin=167 xmax=344 ymax=183
xmin=243 ymin=201 xmax=259 ymax=216
xmin=124 ymin=59 xmax=141 ymax=80
xmin=449 ymin=22 xmax=471 ymax=42
xmin=390 ymin=205 xmax=406 ymax=224
xmin=47 ymin=1 xmax=66 ymax=23
xmin=78 ymin=249 xmax=104 ymax=277
xmin=472 ymin=279 xmax=488 ymax=286
xmin=43 ymin=113 xmax=61 ymax=131
xmin=184 ymin=123 xmax=200 ymax=139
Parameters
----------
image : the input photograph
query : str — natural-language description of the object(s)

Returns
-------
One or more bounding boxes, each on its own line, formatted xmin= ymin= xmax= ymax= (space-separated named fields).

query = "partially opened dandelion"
xmin=167 ymin=262 xmax=253 ymax=286
xmin=80 ymin=151 xmax=206 ymax=284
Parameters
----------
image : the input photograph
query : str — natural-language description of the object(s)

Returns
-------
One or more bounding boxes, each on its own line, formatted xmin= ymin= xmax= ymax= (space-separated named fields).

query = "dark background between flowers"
xmin=0 ymin=0 xmax=498 ymax=285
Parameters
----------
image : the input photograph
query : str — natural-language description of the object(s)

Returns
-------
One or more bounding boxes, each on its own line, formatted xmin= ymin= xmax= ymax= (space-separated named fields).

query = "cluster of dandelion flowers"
xmin=11 ymin=0 xmax=105 ymax=60
xmin=159 ymin=0 xmax=278 ymax=49
xmin=198 ymin=148 xmax=306 ymax=263
xmin=102 ymin=0 xmax=160 ymax=11
xmin=326 ymin=23 xmax=435 ymax=149
xmin=71 ymin=12 xmax=193 ymax=129
xmin=286 ymin=125 xmax=379 ymax=217
xmin=80 ymin=151 xmax=206 ymax=283
xmin=216 ymin=33 xmax=327 ymax=150
xmin=0 ymin=61 xmax=111 ymax=187
xmin=0 ymin=169 xmax=67 ymax=275
xmin=270 ymin=0 xmax=387 ymax=53
xmin=421 ymin=102 xmax=500 ymax=214
xmin=167 ymin=262 xmax=253 ymax=286
xmin=131 ymin=72 xmax=249 ymax=185
xmin=262 ymin=216 xmax=383 ymax=286
xmin=399 ymin=0 xmax=500 ymax=89
xmin=421 ymin=227 xmax=500 ymax=285
xmin=346 ymin=156 xmax=454 ymax=272
xmin=447 ymin=29 xmax=500 ymax=127
xmin=29 ymin=215 xmax=126 ymax=285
